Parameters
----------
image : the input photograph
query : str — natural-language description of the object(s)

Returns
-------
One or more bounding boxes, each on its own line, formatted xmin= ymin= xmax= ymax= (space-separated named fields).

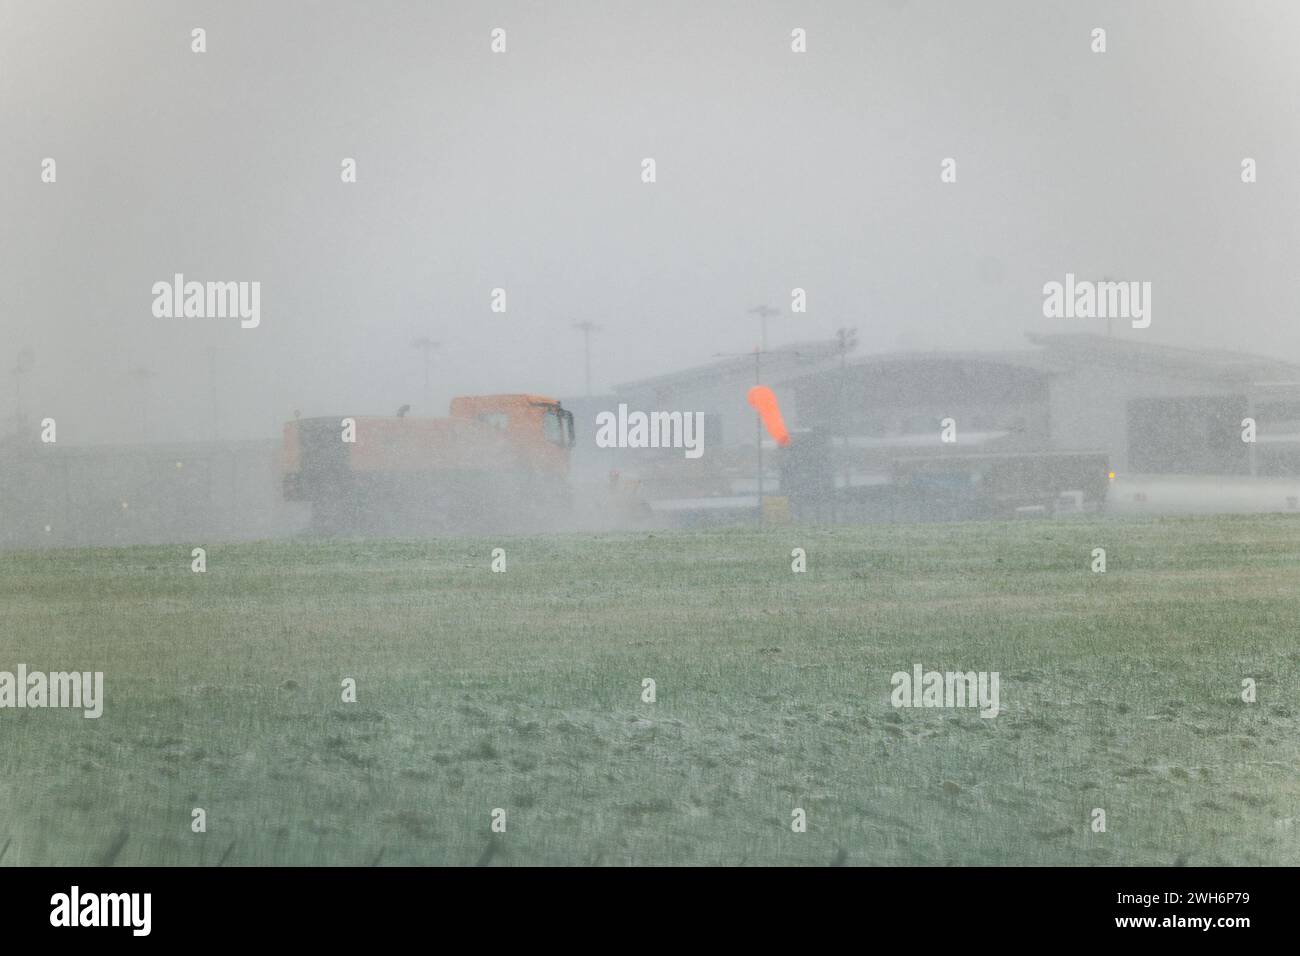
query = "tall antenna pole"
xmin=572 ymin=322 xmax=602 ymax=397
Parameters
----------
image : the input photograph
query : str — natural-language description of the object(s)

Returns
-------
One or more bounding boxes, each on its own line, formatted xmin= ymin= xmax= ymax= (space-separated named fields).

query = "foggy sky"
xmin=2 ymin=0 xmax=1298 ymax=444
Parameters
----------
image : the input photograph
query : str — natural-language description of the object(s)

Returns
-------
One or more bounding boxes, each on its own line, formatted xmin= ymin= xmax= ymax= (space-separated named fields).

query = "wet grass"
xmin=1 ymin=514 xmax=1298 ymax=865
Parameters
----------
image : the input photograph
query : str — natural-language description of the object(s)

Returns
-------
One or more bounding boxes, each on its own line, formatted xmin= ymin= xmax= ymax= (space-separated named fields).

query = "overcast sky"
xmin=2 ymin=0 xmax=1298 ymax=443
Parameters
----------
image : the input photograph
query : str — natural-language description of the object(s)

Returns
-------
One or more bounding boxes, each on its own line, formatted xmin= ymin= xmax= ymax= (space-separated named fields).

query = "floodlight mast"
xmin=572 ymin=322 xmax=602 ymax=398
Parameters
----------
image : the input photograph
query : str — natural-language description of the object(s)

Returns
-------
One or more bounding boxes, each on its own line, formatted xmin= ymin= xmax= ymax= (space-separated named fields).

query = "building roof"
xmin=615 ymin=339 xmax=845 ymax=393
xmin=843 ymin=348 xmax=1048 ymax=374
xmin=1026 ymin=333 xmax=1300 ymax=384
xmin=614 ymin=332 xmax=1300 ymax=398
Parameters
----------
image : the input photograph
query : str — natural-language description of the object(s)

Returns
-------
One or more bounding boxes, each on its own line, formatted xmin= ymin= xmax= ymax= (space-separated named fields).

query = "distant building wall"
xmin=794 ymin=359 xmax=1050 ymax=447
xmin=1044 ymin=366 xmax=1132 ymax=468
xmin=1046 ymin=367 xmax=1249 ymax=474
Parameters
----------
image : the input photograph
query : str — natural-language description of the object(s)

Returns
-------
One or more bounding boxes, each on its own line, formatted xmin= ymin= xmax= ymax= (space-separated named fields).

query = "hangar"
xmin=586 ymin=333 xmax=1300 ymax=521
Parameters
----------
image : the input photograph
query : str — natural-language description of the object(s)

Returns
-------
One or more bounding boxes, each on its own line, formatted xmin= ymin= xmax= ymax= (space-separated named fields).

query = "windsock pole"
xmin=755 ymin=349 xmax=763 ymax=526
xmin=748 ymin=375 xmax=793 ymax=527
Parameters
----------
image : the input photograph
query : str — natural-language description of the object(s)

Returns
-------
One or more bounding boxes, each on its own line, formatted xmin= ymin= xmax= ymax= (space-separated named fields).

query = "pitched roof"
xmin=615 ymin=339 xmax=845 ymax=393
xmin=1025 ymin=333 xmax=1300 ymax=383
xmin=614 ymin=332 xmax=1300 ymax=398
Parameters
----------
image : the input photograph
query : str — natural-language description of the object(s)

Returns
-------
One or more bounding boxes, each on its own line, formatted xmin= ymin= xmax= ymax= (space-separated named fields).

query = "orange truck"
xmin=282 ymin=394 xmax=575 ymax=535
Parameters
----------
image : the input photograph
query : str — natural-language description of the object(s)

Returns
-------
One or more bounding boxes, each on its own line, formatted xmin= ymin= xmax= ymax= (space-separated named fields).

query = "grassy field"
xmin=1 ymin=514 xmax=1298 ymax=866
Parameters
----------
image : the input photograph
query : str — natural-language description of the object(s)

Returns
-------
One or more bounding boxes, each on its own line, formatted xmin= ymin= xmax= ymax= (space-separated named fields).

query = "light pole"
xmin=572 ymin=322 xmax=602 ymax=397
xmin=748 ymin=305 xmax=779 ymax=352
xmin=412 ymin=337 xmax=440 ymax=412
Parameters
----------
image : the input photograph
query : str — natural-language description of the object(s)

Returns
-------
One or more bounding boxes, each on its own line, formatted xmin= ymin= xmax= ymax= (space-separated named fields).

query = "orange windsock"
xmin=747 ymin=385 xmax=790 ymax=447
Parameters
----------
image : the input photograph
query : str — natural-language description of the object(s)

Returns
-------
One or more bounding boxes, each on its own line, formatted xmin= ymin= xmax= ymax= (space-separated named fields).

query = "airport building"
xmin=585 ymin=333 xmax=1300 ymax=520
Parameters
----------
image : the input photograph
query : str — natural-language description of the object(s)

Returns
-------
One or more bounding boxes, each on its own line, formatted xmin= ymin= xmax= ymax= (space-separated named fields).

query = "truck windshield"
xmin=542 ymin=408 xmax=564 ymax=445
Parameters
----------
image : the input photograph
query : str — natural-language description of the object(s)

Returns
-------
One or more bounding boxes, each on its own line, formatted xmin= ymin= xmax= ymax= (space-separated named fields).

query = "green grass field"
xmin=2 ymin=514 xmax=1298 ymax=866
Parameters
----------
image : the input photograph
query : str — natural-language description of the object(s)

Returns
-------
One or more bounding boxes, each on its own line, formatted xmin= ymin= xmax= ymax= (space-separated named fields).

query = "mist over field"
xmin=2 ymin=1 xmax=1299 ymax=872
xmin=3 ymin=0 xmax=1300 ymax=448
